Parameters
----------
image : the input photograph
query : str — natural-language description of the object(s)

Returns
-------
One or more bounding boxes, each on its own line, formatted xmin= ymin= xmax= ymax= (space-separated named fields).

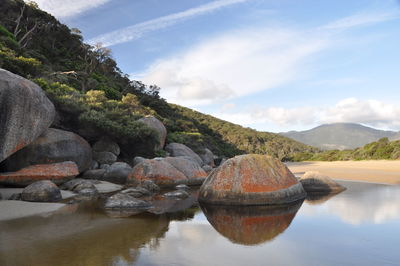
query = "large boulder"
xmin=0 ymin=161 xmax=79 ymax=187
xmin=164 ymin=157 xmax=207 ymax=185
xmin=200 ymin=148 xmax=215 ymax=167
xmin=138 ymin=116 xmax=167 ymax=149
xmin=198 ymin=154 xmax=306 ymax=205
xmin=3 ymin=128 xmax=92 ymax=173
xmin=165 ymin=143 xmax=204 ymax=166
xmin=0 ymin=69 xmax=55 ymax=162
xmin=128 ymin=159 xmax=187 ymax=187
xmin=300 ymin=171 xmax=346 ymax=193
xmin=21 ymin=180 xmax=62 ymax=202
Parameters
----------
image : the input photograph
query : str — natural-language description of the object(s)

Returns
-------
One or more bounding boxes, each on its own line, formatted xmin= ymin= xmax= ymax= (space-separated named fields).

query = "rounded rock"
xmin=300 ymin=171 xmax=346 ymax=193
xmin=199 ymin=154 xmax=306 ymax=205
xmin=21 ymin=180 xmax=62 ymax=202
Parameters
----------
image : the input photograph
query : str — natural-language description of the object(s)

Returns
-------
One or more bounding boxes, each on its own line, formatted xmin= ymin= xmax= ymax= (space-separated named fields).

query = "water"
xmin=1 ymin=181 xmax=400 ymax=266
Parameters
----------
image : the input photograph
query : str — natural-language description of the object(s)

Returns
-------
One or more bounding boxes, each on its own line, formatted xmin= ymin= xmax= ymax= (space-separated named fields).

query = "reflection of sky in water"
xmin=300 ymin=181 xmax=400 ymax=225
xmin=135 ymin=181 xmax=400 ymax=266
xmin=1 ymin=181 xmax=400 ymax=266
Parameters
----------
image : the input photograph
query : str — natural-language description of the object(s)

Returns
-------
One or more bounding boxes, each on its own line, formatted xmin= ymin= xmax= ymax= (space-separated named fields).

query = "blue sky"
xmin=35 ymin=0 xmax=400 ymax=132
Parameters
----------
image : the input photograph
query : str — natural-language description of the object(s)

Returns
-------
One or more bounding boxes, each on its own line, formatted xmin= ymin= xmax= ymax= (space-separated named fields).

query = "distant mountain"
xmin=280 ymin=123 xmax=400 ymax=150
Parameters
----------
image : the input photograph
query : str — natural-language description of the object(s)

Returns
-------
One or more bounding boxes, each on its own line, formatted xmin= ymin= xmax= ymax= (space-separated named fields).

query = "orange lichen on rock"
xmin=128 ymin=159 xmax=187 ymax=187
xmin=199 ymin=154 xmax=306 ymax=205
xmin=0 ymin=161 xmax=79 ymax=186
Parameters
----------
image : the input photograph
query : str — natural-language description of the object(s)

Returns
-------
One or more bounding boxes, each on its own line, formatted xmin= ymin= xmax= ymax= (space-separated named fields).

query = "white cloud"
xmin=320 ymin=10 xmax=400 ymax=30
xmin=33 ymin=0 xmax=111 ymax=18
xmin=223 ymin=98 xmax=400 ymax=130
xmin=137 ymin=27 xmax=328 ymax=106
xmin=88 ymin=0 xmax=251 ymax=46
xmin=321 ymin=98 xmax=400 ymax=128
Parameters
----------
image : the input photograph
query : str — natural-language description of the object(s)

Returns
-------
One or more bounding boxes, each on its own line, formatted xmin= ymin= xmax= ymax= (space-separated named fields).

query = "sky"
xmin=34 ymin=0 xmax=400 ymax=133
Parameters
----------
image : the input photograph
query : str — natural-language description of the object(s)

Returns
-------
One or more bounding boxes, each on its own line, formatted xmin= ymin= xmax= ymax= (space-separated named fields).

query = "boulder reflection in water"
xmin=200 ymin=201 xmax=303 ymax=246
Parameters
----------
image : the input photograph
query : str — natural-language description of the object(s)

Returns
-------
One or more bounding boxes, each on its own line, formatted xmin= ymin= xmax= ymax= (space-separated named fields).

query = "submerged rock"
xmin=3 ymin=128 xmax=92 ymax=173
xmin=175 ymin=184 xmax=190 ymax=190
xmin=300 ymin=171 xmax=346 ymax=193
xmin=164 ymin=190 xmax=190 ymax=199
xmin=60 ymin=178 xmax=98 ymax=196
xmin=104 ymin=193 xmax=153 ymax=211
xmin=0 ymin=68 xmax=55 ymax=163
xmin=0 ymin=161 xmax=79 ymax=187
xmin=21 ymin=180 xmax=62 ymax=202
xmin=121 ymin=187 xmax=151 ymax=198
xmin=165 ymin=143 xmax=204 ymax=166
xmin=199 ymin=154 xmax=306 ymax=205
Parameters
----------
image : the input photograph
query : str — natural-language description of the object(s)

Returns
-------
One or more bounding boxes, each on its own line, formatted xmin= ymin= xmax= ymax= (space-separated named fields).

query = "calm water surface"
xmin=1 ymin=181 xmax=400 ymax=266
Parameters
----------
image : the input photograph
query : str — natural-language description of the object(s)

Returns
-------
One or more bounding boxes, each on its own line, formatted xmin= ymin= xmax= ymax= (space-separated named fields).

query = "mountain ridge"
xmin=280 ymin=122 xmax=400 ymax=150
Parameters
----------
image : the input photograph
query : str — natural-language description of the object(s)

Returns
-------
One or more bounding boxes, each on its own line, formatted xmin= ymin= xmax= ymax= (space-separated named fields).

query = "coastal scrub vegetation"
xmin=292 ymin=138 xmax=400 ymax=161
xmin=0 ymin=0 xmax=317 ymax=159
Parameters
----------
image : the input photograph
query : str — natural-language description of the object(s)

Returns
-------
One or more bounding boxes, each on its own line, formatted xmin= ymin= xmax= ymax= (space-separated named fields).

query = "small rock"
xmin=300 ymin=171 xmax=346 ymax=193
xmin=104 ymin=193 xmax=153 ymax=210
xmin=121 ymin=187 xmax=151 ymax=198
xmin=8 ymin=193 xmax=21 ymax=200
xmin=141 ymin=180 xmax=160 ymax=193
xmin=202 ymin=165 xmax=213 ymax=173
xmin=93 ymin=152 xmax=117 ymax=165
xmin=82 ymin=169 xmax=106 ymax=179
xmin=61 ymin=179 xmax=98 ymax=196
xmin=133 ymin=156 xmax=146 ymax=166
xmin=92 ymin=137 xmax=120 ymax=156
xmin=90 ymin=160 xmax=99 ymax=170
xmin=164 ymin=190 xmax=190 ymax=199
xmin=21 ymin=180 xmax=62 ymax=202
xmin=175 ymin=184 xmax=190 ymax=190
xmin=200 ymin=148 xmax=215 ymax=167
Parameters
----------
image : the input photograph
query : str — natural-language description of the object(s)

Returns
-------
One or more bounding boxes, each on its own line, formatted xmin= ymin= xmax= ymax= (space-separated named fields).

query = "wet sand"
xmin=287 ymin=160 xmax=400 ymax=185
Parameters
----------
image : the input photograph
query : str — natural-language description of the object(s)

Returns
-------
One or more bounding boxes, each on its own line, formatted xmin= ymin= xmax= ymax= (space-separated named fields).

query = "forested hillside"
xmin=292 ymin=138 xmax=400 ymax=161
xmin=0 ymin=0 xmax=318 ymax=160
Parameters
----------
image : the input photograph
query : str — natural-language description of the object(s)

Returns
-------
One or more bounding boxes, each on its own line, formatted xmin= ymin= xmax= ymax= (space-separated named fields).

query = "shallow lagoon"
xmin=1 ymin=181 xmax=400 ymax=266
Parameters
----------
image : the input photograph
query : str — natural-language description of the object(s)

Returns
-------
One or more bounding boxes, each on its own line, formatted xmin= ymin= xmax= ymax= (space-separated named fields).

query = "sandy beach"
xmin=287 ymin=160 xmax=400 ymax=185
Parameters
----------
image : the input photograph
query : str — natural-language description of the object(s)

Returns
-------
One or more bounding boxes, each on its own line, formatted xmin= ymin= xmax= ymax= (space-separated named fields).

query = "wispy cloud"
xmin=88 ymin=0 xmax=250 ymax=46
xmin=137 ymin=27 xmax=328 ymax=106
xmin=320 ymin=10 xmax=400 ymax=30
xmin=34 ymin=0 xmax=111 ymax=18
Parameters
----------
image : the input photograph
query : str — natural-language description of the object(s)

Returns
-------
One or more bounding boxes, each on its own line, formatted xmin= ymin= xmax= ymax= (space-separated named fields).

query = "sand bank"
xmin=287 ymin=160 xmax=400 ymax=185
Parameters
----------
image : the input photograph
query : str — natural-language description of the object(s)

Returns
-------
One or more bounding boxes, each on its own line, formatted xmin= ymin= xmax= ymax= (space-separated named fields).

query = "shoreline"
xmin=287 ymin=160 xmax=400 ymax=185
